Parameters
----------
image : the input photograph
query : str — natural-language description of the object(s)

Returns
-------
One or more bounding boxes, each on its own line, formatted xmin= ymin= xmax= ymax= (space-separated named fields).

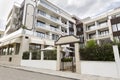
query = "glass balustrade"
xmin=37 ymin=10 xmax=59 ymax=22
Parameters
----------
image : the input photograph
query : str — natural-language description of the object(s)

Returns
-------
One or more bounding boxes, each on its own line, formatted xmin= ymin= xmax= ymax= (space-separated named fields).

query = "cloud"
xmin=49 ymin=0 xmax=120 ymax=19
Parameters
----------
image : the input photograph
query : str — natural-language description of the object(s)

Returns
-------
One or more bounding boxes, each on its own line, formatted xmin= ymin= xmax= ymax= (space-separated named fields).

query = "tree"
xmin=86 ymin=40 xmax=97 ymax=48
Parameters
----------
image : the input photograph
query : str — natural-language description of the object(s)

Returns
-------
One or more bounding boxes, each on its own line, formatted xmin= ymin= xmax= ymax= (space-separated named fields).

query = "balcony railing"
xmin=24 ymin=29 xmax=51 ymax=40
xmin=36 ymin=23 xmax=61 ymax=33
xmin=39 ymin=0 xmax=59 ymax=13
xmin=37 ymin=12 xmax=60 ymax=23
xmin=98 ymin=23 xmax=108 ymax=29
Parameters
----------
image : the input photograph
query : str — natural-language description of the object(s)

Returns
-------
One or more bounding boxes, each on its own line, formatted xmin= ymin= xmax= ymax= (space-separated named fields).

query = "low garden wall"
xmin=21 ymin=60 xmax=56 ymax=70
xmin=81 ymin=61 xmax=118 ymax=78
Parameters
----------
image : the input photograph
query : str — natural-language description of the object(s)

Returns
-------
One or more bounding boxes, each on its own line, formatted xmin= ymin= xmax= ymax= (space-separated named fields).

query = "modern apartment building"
xmin=83 ymin=8 xmax=120 ymax=44
xmin=0 ymin=0 xmax=76 ymax=65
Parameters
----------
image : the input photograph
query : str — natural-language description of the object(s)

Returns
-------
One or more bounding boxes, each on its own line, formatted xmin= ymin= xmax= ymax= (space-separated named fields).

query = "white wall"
xmin=81 ymin=61 xmax=118 ymax=78
xmin=21 ymin=60 xmax=56 ymax=70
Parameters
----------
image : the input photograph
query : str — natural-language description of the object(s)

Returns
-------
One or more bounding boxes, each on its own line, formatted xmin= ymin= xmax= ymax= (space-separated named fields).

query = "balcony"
xmin=86 ymin=26 xmax=96 ymax=33
xmin=97 ymin=23 xmax=108 ymax=30
xmin=97 ymin=33 xmax=110 ymax=39
xmin=37 ymin=12 xmax=61 ymax=25
xmin=23 ymin=29 xmax=52 ymax=40
xmin=36 ymin=23 xmax=62 ymax=34
xmin=38 ymin=0 xmax=59 ymax=14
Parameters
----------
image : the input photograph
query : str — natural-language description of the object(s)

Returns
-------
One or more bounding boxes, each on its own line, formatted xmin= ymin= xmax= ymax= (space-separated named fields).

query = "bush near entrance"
xmin=80 ymin=40 xmax=116 ymax=61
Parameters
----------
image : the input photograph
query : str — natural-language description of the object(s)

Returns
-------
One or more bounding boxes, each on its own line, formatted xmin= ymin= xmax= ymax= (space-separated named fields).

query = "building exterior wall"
xmin=0 ymin=0 xmax=76 ymax=66
xmin=83 ymin=8 xmax=120 ymax=44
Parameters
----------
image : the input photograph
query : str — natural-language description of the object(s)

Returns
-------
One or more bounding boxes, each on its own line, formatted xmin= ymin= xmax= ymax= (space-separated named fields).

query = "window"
xmin=37 ymin=21 xmax=45 ymax=27
xmin=36 ymin=32 xmax=45 ymax=38
xmin=89 ymin=33 xmax=96 ymax=39
xmin=50 ymin=16 xmax=58 ymax=21
xmin=99 ymin=21 xmax=107 ymax=27
xmin=29 ymin=44 xmax=41 ymax=60
xmin=99 ymin=30 xmax=109 ymax=36
xmin=3 ymin=47 xmax=7 ymax=55
xmin=0 ymin=48 xmax=2 ymax=55
xmin=37 ymin=10 xmax=46 ymax=16
xmin=52 ymin=34 xmax=59 ymax=40
xmin=114 ymin=36 xmax=120 ymax=42
xmin=8 ymin=45 xmax=14 ymax=55
xmin=112 ymin=23 xmax=120 ymax=32
xmin=15 ymin=43 xmax=20 ymax=55
xmin=112 ymin=24 xmax=117 ymax=32
xmin=69 ymin=22 xmax=73 ymax=28
xmin=117 ymin=23 xmax=120 ymax=31
xmin=87 ymin=24 xmax=95 ymax=30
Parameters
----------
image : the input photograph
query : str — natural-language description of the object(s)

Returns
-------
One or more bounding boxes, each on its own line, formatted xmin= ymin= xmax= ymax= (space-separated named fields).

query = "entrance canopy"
xmin=55 ymin=35 xmax=80 ymax=45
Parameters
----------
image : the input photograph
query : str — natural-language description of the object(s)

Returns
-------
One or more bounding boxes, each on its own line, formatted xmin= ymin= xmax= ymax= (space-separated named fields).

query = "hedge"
xmin=80 ymin=40 xmax=117 ymax=61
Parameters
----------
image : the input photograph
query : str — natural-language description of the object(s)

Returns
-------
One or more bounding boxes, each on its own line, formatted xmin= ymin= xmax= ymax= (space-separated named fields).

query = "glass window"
xmin=52 ymin=34 xmax=59 ymax=40
xmin=38 ymin=10 xmax=46 ymax=16
xmin=15 ymin=43 xmax=20 ymax=55
xmin=8 ymin=45 xmax=14 ymax=55
xmin=36 ymin=32 xmax=45 ymax=38
xmin=0 ymin=48 xmax=2 ymax=55
xmin=117 ymin=23 xmax=120 ymax=31
xmin=112 ymin=24 xmax=117 ymax=32
xmin=29 ymin=44 xmax=41 ymax=60
xmin=37 ymin=21 xmax=45 ymax=27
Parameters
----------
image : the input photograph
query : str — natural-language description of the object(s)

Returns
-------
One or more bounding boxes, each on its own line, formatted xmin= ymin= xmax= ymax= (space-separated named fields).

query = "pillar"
xmin=41 ymin=45 xmax=44 ymax=60
xmin=73 ymin=24 xmax=77 ymax=36
xmin=56 ymin=45 xmax=61 ymax=71
xmin=19 ymin=36 xmax=30 ymax=59
xmin=113 ymin=45 xmax=120 ymax=79
xmin=67 ymin=21 xmax=70 ymax=35
xmin=75 ymin=43 xmax=81 ymax=73
xmin=108 ymin=16 xmax=114 ymax=41
xmin=29 ymin=52 xmax=32 ymax=60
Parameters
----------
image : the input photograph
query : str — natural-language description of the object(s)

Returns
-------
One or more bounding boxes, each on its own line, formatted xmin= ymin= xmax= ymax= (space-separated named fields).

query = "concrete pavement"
xmin=0 ymin=66 xmax=74 ymax=80
xmin=0 ymin=64 xmax=119 ymax=80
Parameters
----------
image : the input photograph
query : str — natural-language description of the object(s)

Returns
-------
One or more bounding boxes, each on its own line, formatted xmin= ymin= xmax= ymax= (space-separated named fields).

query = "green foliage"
xmin=22 ymin=51 xmax=30 ymax=59
xmin=44 ymin=50 xmax=57 ymax=60
xmin=80 ymin=43 xmax=115 ymax=61
xmin=86 ymin=40 xmax=97 ymax=48
xmin=61 ymin=58 xmax=73 ymax=62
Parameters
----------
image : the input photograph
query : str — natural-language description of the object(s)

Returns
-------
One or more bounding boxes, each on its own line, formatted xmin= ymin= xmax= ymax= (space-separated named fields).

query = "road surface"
xmin=0 ymin=66 xmax=75 ymax=80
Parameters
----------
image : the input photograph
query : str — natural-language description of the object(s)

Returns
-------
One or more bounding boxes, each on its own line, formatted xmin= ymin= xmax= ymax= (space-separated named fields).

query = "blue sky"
xmin=0 ymin=0 xmax=120 ymax=30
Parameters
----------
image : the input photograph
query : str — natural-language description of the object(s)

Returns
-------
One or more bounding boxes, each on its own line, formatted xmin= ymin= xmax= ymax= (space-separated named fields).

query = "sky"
xmin=0 ymin=0 xmax=120 ymax=30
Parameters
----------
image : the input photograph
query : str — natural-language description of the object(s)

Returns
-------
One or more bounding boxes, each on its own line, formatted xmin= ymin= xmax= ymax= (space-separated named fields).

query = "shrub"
xmin=86 ymin=40 xmax=97 ymax=48
xmin=80 ymin=43 xmax=115 ymax=61
xmin=61 ymin=58 xmax=73 ymax=62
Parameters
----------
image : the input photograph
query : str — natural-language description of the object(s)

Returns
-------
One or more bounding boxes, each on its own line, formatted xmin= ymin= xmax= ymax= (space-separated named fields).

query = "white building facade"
xmin=0 ymin=0 xmax=76 ymax=66
xmin=83 ymin=8 xmax=120 ymax=44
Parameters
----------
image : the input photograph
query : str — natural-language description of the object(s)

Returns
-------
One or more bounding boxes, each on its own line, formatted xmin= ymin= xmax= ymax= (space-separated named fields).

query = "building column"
xmin=49 ymin=32 xmax=52 ymax=40
xmin=113 ymin=45 xmax=120 ymax=79
xmin=83 ymin=24 xmax=87 ymax=45
xmin=19 ymin=36 xmax=30 ymax=60
xmin=59 ymin=16 xmax=62 ymax=23
xmin=67 ymin=21 xmax=70 ymax=35
xmin=29 ymin=52 xmax=32 ymax=60
xmin=74 ymin=43 xmax=81 ymax=73
xmin=73 ymin=24 xmax=77 ymax=36
xmin=41 ymin=45 xmax=44 ymax=60
xmin=56 ymin=45 xmax=61 ymax=71
xmin=108 ymin=16 xmax=114 ymax=41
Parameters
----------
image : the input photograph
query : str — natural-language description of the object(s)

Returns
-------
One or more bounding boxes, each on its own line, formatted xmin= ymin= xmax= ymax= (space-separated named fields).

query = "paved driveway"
xmin=0 ymin=66 xmax=74 ymax=80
